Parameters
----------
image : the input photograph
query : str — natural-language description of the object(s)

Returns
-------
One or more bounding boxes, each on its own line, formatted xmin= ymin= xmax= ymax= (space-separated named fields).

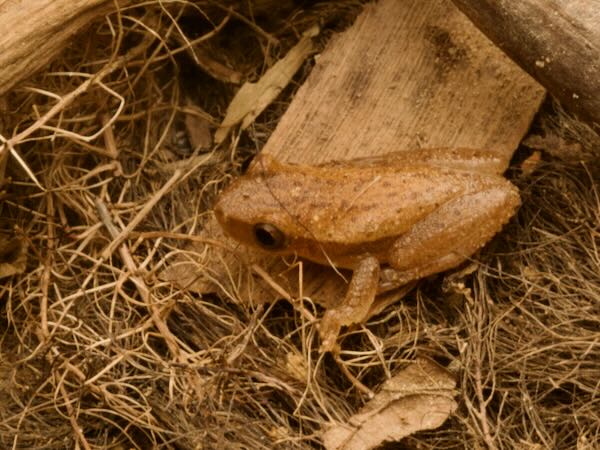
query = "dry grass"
xmin=0 ymin=1 xmax=599 ymax=449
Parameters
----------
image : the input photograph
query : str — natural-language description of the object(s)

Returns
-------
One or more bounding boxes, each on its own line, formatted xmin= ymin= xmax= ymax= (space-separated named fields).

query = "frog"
xmin=213 ymin=148 xmax=520 ymax=351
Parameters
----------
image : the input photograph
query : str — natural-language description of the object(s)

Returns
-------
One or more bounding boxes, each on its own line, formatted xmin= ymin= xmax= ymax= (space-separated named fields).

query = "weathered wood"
xmin=450 ymin=0 xmax=600 ymax=131
xmin=170 ymin=0 xmax=546 ymax=305
xmin=262 ymin=0 xmax=545 ymax=168
xmin=0 ymin=0 xmax=129 ymax=96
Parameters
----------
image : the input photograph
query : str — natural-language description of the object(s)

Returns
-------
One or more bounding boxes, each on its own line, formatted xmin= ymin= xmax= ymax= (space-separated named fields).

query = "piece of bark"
xmin=0 ymin=0 xmax=131 ymax=96
xmin=262 ymin=0 xmax=545 ymax=167
xmin=450 ymin=0 xmax=600 ymax=132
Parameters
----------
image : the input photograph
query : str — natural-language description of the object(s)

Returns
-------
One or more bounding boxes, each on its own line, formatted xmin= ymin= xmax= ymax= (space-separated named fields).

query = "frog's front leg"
xmin=319 ymin=256 xmax=380 ymax=353
xmin=385 ymin=185 xmax=520 ymax=287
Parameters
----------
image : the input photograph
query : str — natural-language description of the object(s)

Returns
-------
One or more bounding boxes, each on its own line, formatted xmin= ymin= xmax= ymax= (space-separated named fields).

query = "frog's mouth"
xmin=276 ymin=234 xmax=396 ymax=271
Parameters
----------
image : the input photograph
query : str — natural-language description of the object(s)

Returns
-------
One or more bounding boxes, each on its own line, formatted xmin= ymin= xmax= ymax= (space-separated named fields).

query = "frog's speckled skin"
xmin=214 ymin=148 xmax=520 ymax=351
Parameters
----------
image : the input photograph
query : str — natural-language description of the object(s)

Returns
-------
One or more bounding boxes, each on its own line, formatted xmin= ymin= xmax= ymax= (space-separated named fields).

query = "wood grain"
xmin=262 ymin=0 xmax=545 ymax=168
xmin=450 ymin=0 xmax=600 ymax=132
xmin=0 ymin=0 xmax=128 ymax=96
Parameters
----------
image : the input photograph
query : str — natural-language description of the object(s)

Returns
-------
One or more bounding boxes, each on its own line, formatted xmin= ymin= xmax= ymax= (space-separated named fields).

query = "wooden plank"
xmin=263 ymin=0 xmax=545 ymax=167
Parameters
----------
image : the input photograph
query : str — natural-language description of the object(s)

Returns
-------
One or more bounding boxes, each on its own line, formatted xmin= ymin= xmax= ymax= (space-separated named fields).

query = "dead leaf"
xmin=215 ymin=25 xmax=319 ymax=144
xmin=188 ymin=45 xmax=243 ymax=85
xmin=170 ymin=13 xmax=242 ymax=85
xmin=285 ymin=351 xmax=308 ymax=382
xmin=184 ymin=100 xmax=213 ymax=151
xmin=519 ymin=150 xmax=542 ymax=177
xmin=0 ymin=234 xmax=27 ymax=278
xmin=322 ymin=358 xmax=457 ymax=450
xmin=523 ymin=133 xmax=588 ymax=161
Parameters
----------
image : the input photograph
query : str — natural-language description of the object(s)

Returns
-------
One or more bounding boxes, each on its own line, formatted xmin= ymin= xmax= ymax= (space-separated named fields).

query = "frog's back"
xmin=215 ymin=152 xmax=516 ymax=268
xmin=266 ymin=161 xmax=507 ymax=244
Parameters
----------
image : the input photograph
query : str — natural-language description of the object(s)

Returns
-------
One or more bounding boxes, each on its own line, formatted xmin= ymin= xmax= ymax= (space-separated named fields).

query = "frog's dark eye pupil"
xmin=253 ymin=223 xmax=286 ymax=250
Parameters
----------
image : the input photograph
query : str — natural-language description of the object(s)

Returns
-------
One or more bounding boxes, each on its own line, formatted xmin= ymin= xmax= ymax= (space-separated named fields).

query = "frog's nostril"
xmin=253 ymin=223 xmax=286 ymax=250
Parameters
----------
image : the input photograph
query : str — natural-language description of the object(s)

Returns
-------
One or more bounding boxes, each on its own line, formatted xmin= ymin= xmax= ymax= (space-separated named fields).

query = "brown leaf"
xmin=322 ymin=358 xmax=457 ymax=450
xmin=0 ymin=234 xmax=27 ymax=278
xmin=215 ymin=26 xmax=319 ymax=144
xmin=184 ymin=102 xmax=213 ymax=151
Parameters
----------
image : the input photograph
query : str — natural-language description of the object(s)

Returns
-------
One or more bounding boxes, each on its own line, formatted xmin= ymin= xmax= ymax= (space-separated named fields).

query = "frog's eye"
xmin=253 ymin=223 xmax=286 ymax=250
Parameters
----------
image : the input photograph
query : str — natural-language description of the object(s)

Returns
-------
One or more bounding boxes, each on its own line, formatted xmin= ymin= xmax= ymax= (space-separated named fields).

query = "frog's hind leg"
xmin=386 ymin=185 xmax=520 ymax=285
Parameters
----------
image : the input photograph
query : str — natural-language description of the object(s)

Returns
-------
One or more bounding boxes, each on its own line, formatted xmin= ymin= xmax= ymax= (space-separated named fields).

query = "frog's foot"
xmin=386 ymin=186 xmax=520 ymax=283
xmin=319 ymin=256 xmax=380 ymax=353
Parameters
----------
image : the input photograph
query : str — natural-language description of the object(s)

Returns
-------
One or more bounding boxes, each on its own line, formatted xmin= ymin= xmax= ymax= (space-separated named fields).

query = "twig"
xmin=58 ymin=381 xmax=92 ymax=450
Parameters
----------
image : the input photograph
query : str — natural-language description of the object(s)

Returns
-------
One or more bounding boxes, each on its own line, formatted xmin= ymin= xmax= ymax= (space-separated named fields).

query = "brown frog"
xmin=214 ymin=148 xmax=520 ymax=351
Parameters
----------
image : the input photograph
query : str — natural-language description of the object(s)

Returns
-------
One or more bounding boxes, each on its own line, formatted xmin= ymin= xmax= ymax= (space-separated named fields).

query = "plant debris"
xmin=322 ymin=358 xmax=457 ymax=450
xmin=0 ymin=1 xmax=598 ymax=449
